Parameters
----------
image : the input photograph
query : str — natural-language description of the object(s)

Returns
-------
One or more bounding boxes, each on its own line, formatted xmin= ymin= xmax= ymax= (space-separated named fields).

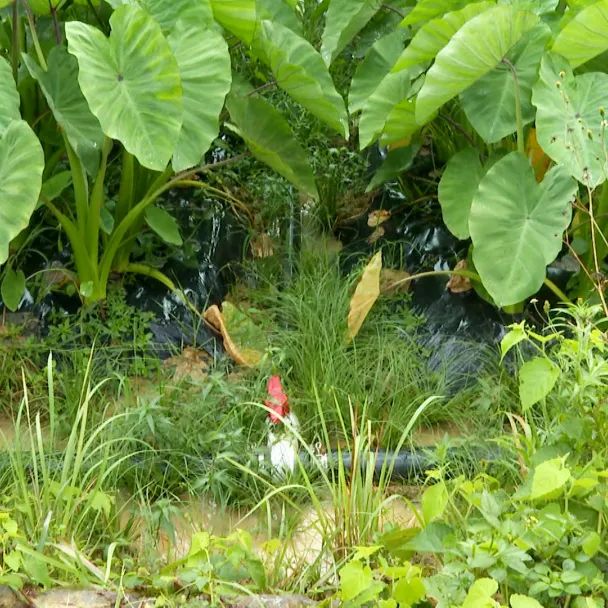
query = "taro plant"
xmin=349 ymin=0 xmax=608 ymax=311
xmin=0 ymin=0 xmax=359 ymax=306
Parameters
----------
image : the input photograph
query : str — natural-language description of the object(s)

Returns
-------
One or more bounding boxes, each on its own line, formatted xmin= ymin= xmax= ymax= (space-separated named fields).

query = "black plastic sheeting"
xmin=337 ymin=183 xmax=578 ymax=393
xmin=2 ymin=174 xmax=578 ymax=376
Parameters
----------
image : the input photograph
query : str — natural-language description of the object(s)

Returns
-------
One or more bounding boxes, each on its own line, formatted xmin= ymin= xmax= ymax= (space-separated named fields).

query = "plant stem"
xmin=115 ymin=150 xmax=134 ymax=226
xmin=123 ymin=263 xmax=177 ymax=292
xmin=63 ymin=135 xmax=89 ymax=236
xmin=11 ymin=2 xmax=19 ymax=82
xmin=87 ymin=137 xmax=113 ymax=264
xmin=44 ymin=200 xmax=96 ymax=285
xmin=587 ymin=184 xmax=608 ymax=316
xmin=21 ymin=0 xmax=47 ymax=70
xmin=543 ymin=277 xmax=571 ymax=303
xmin=387 ymin=269 xmax=571 ymax=304
xmin=503 ymin=58 xmax=524 ymax=155
xmin=124 ymin=263 xmax=201 ymax=317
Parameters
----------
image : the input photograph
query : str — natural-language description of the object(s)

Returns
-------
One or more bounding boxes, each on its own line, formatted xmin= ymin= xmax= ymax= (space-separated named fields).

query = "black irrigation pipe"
xmin=0 ymin=445 xmax=504 ymax=484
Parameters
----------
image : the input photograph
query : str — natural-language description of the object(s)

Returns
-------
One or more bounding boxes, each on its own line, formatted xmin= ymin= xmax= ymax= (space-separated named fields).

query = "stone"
xmin=227 ymin=595 xmax=317 ymax=608
xmin=32 ymin=589 xmax=153 ymax=608
xmin=0 ymin=586 xmax=28 ymax=608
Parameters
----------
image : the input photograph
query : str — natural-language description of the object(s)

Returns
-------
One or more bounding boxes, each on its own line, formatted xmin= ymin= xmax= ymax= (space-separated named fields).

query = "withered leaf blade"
xmin=447 ymin=259 xmax=473 ymax=294
xmin=367 ymin=209 xmax=391 ymax=227
xmin=347 ymin=251 xmax=382 ymax=341
xmin=204 ymin=302 xmax=264 ymax=367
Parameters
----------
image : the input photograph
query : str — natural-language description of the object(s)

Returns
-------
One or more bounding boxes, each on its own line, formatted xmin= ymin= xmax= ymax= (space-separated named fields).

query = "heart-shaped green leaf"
xmin=469 ymin=152 xmax=577 ymax=306
xmin=257 ymin=0 xmax=302 ymax=35
xmin=145 ymin=205 xmax=183 ymax=246
xmin=23 ymin=47 xmax=105 ymax=176
xmin=462 ymin=578 xmax=498 ymax=608
xmin=66 ymin=5 xmax=183 ymax=171
xmin=519 ymin=356 xmax=560 ymax=410
xmin=1 ymin=267 xmax=25 ymax=312
xmin=416 ymin=6 xmax=539 ymax=125
xmin=259 ymin=20 xmax=348 ymax=137
xmin=210 ymin=0 xmax=256 ymax=44
xmin=392 ymin=2 xmax=494 ymax=74
xmin=532 ymin=52 xmax=608 ymax=187
xmin=460 ymin=24 xmax=550 ymax=143
xmin=438 ymin=147 xmax=485 ymax=239
xmin=359 ymin=70 xmax=417 ymax=148
xmin=0 ymin=121 xmax=45 ymax=264
xmin=140 ymin=0 xmax=214 ymax=33
xmin=320 ymin=0 xmax=381 ymax=66
xmin=0 ymin=57 xmax=20 ymax=133
xmin=226 ymin=94 xmax=318 ymax=198
xmin=530 ymin=457 xmax=571 ymax=501
xmin=349 ymin=30 xmax=406 ymax=114
xmin=553 ymin=0 xmax=608 ymax=68
xmin=400 ymin=0 xmax=472 ymax=28
xmin=168 ymin=20 xmax=231 ymax=171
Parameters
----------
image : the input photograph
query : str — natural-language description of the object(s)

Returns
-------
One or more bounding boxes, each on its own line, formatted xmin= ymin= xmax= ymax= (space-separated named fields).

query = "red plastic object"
xmin=265 ymin=375 xmax=289 ymax=424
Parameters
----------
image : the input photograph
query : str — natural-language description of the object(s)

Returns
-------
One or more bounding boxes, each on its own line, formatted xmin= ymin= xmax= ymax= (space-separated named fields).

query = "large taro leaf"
xmin=168 ymin=20 xmax=231 ymax=171
xmin=256 ymin=0 xmax=302 ymax=35
xmin=226 ymin=94 xmax=318 ymax=198
xmin=392 ymin=2 xmax=494 ymax=74
xmin=415 ymin=6 xmax=539 ymax=125
xmin=359 ymin=70 xmax=417 ymax=149
xmin=532 ymin=53 xmax=608 ymax=187
xmin=469 ymin=152 xmax=577 ymax=306
xmin=349 ymin=31 xmax=406 ymax=114
xmin=23 ymin=47 xmax=104 ymax=176
xmin=499 ymin=0 xmax=558 ymax=13
xmin=65 ymin=5 xmax=182 ymax=171
xmin=438 ymin=147 xmax=485 ymax=239
xmin=210 ymin=0 xmax=256 ymax=44
xmin=320 ymin=0 xmax=382 ymax=66
xmin=381 ymin=95 xmax=418 ymax=146
xmin=139 ymin=0 xmax=214 ymax=32
xmin=0 ymin=57 xmax=20 ymax=133
xmin=0 ymin=121 xmax=44 ymax=264
xmin=400 ymin=0 xmax=472 ymax=28
xmin=460 ymin=23 xmax=550 ymax=143
xmin=552 ymin=0 xmax=608 ymax=68
xmin=259 ymin=20 xmax=348 ymax=137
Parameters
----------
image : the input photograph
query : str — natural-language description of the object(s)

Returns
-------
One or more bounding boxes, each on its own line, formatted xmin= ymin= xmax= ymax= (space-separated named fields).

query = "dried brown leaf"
xmin=163 ymin=347 xmax=210 ymax=383
xmin=347 ymin=251 xmax=382 ymax=341
xmin=367 ymin=209 xmax=391 ymax=227
xmin=380 ymin=268 xmax=410 ymax=295
xmin=367 ymin=226 xmax=385 ymax=244
xmin=447 ymin=259 xmax=472 ymax=294
xmin=251 ymin=233 xmax=274 ymax=258
xmin=204 ymin=304 xmax=263 ymax=367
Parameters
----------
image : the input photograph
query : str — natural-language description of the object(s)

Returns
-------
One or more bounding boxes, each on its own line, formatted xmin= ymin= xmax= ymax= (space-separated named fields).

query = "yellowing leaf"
xmin=526 ymin=127 xmax=551 ymax=182
xmin=204 ymin=302 xmax=264 ymax=367
xmin=163 ymin=346 xmax=210 ymax=382
xmin=347 ymin=251 xmax=382 ymax=341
